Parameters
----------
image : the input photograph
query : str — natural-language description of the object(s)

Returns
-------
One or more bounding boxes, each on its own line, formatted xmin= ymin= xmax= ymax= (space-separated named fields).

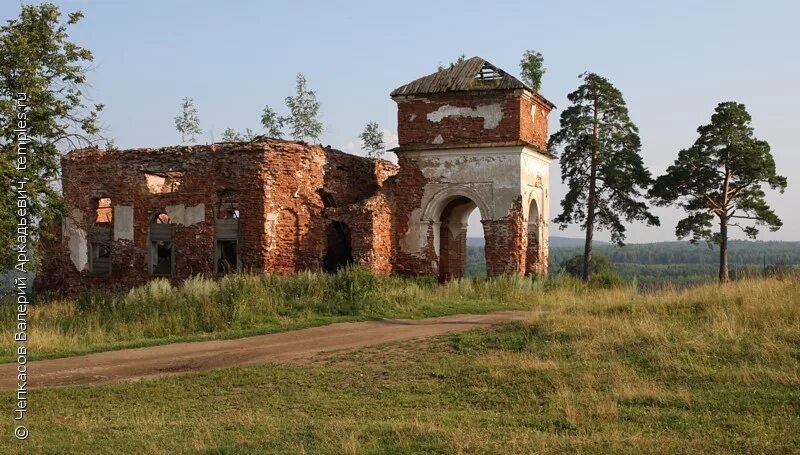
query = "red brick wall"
xmin=36 ymin=141 xmax=397 ymax=294
xmin=389 ymin=155 xmax=438 ymax=277
xmin=394 ymin=90 xmax=552 ymax=151
xmin=482 ymin=198 xmax=526 ymax=277
xmin=395 ymin=91 xmax=522 ymax=148
xmin=519 ymin=95 xmax=552 ymax=152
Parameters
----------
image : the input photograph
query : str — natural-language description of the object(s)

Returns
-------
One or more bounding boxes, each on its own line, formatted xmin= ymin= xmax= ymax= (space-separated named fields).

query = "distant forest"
xmin=466 ymin=239 xmax=800 ymax=287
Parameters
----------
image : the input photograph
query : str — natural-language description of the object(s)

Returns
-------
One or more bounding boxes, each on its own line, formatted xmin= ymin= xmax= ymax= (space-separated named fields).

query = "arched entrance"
xmin=435 ymin=195 xmax=485 ymax=281
xmin=526 ymin=198 xmax=543 ymax=275
xmin=324 ymin=221 xmax=354 ymax=273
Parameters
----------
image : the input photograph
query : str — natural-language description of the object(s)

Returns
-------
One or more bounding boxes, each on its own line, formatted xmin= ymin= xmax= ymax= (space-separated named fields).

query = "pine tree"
xmin=174 ymin=97 xmax=202 ymax=143
xmin=0 ymin=4 xmax=103 ymax=269
xmin=519 ymin=50 xmax=545 ymax=92
xmin=284 ymin=73 xmax=322 ymax=142
xmin=359 ymin=121 xmax=385 ymax=158
xmin=650 ymin=102 xmax=787 ymax=283
xmin=549 ymin=72 xmax=659 ymax=282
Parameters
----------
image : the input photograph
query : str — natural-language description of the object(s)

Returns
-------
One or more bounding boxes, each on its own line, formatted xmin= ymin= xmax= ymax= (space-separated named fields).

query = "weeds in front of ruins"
xmin=2 ymin=267 xmax=795 ymax=364
xmin=1 ymin=275 xmax=797 ymax=453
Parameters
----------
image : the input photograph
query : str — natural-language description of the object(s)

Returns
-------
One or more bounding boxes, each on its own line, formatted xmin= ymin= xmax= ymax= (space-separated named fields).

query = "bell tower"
xmin=390 ymin=57 xmax=555 ymax=279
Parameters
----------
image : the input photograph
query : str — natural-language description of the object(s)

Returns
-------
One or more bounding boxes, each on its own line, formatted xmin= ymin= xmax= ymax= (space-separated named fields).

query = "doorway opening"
xmin=437 ymin=196 xmax=485 ymax=281
xmin=526 ymin=198 xmax=541 ymax=275
xmin=149 ymin=211 xmax=174 ymax=276
xmin=323 ymin=221 xmax=354 ymax=273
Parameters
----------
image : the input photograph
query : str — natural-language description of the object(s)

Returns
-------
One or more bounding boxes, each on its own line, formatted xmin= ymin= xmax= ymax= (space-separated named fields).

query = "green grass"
xmin=0 ymin=268 xmax=544 ymax=362
xmin=1 ymin=277 xmax=798 ymax=454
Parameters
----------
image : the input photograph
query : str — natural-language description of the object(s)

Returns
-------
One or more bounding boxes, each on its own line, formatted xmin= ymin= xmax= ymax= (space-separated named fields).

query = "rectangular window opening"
xmin=145 ymin=172 xmax=184 ymax=194
xmin=94 ymin=197 xmax=113 ymax=224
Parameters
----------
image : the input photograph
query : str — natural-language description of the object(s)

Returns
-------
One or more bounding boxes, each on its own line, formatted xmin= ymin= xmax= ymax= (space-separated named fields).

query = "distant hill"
xmin=467 ymin=236 xmax=608 ymax=248
xmin=466 ymin=239 xmax=800 ymax=287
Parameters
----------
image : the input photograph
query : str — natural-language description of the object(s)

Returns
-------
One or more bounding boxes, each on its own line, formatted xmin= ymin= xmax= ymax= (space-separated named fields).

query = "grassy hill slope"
xmin=3 ymin=278 xmax=797 ymax=454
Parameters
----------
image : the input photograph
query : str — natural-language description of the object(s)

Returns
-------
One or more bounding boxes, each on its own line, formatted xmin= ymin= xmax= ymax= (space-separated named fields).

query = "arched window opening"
xmin=150 ymin=211 xmax=174 ymax=276
xmin=323 ymin=221 xmax=354 ymax=273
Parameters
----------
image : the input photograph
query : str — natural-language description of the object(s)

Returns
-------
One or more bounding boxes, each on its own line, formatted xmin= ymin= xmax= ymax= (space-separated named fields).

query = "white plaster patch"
xmin=65 ymin=210 xmax=88 ymax=272
xmin=264 ymin=212 xmax=280 ymax=251
xmin=426 ymin=103 xmax=503 ymax=129
xmin=432 ymin=134 xmax=444 ymax=145
xmin=113 ymin=205 xmax=134 ymax=241
xmin=165 ymin=203 xmax=205 ymax=226
xmin=398 ymin=209 xmax=427 ymax=255
xmin=185 ymin=203 xmax=205 ymax=225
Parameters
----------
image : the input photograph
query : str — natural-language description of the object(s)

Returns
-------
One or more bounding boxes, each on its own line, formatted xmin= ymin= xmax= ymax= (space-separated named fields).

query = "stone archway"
xmin=436 ymin=196 xmax=482 ymax=281
xmin=525 ymin=197 xmax=543 ymax=275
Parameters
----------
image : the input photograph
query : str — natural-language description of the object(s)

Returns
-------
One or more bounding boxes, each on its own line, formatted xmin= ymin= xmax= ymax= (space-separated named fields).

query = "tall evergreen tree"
xmin=650 ymin=102 xmax=787 ymax=283
xmin=359 ymin=121 xmax=385 ymax=158
xmin=284 ymin=73 xmax=321 ymax=142
xmin=549 ymin=73 xmax=659 ymax=282
xmin=0 ymin=4 xmax=103 ymax=269
xmin=174 ymin=96 xmax=202 ymax=143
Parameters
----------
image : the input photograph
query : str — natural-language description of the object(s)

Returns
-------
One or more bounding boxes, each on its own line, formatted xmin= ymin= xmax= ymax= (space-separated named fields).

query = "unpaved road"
xmin=0 ymin=311 xmax=528 ymax=389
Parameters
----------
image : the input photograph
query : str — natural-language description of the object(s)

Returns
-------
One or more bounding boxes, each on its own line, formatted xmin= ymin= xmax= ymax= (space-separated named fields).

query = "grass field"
xmin=1 ymin=277 xmax=798 ymax=454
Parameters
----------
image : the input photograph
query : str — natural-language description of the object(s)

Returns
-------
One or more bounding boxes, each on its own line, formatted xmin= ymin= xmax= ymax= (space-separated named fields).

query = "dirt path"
xmin=0 ymin=311 xmax=529 ymax=389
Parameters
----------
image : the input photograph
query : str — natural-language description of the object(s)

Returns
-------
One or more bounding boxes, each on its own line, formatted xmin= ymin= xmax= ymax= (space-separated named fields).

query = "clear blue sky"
xmin=4 ymin=0 xmax=798 ymax=242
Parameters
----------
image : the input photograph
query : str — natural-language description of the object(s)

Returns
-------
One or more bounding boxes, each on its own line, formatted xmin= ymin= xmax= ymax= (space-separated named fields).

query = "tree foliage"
xmin=221 ymin=127 xmax=255 ymax=142
xmin=260 ymin=105 xmax=284 ymax=138
xmin=560 ymin=253 xmax=616 ymax=278
xmin=519 ymin=50 xmax=545 ymax=92
xmin=0 ymin=3 xmax=103 ymax=269
xmin=359 ymin=121 xmax=385 ymax=158
xmin=284 ymin=73 xmax=322 ymax=142
xmin=650 ymin=102 xmax=787 ymax=282
xmin=437 ymin=54 xmax=466 ymax=71
xmin=174 ymin=96 xmax=202 ymax=143
xmin=549 ymin=72 xmax=658 ymax=281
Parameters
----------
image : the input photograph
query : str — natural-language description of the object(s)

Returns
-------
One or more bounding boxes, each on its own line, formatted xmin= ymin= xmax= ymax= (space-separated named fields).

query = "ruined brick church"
xmin=37 ymin=57 xmax=555 ymax=293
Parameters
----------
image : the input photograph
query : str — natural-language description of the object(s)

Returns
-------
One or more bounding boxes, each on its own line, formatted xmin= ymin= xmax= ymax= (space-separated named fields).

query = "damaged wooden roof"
xmin=391 ymin=56 xmax=551 ymax=105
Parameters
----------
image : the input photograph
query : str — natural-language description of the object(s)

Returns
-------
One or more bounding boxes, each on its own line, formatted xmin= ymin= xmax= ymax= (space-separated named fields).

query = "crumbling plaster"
xmin=426 ymin=103 xmax=503 ymax=129
xmin=398 ymin=146 xmax=530 ymax=254
xmin=65 ymin=209 xmax=88 ymax=272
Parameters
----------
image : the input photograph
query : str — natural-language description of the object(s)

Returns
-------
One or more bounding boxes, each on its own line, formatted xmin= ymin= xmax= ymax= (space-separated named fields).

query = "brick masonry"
xmin=36 ymin=141 xmax=399 ymax=293
xmin=37 ymin=60 xmax=554 ymax=293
